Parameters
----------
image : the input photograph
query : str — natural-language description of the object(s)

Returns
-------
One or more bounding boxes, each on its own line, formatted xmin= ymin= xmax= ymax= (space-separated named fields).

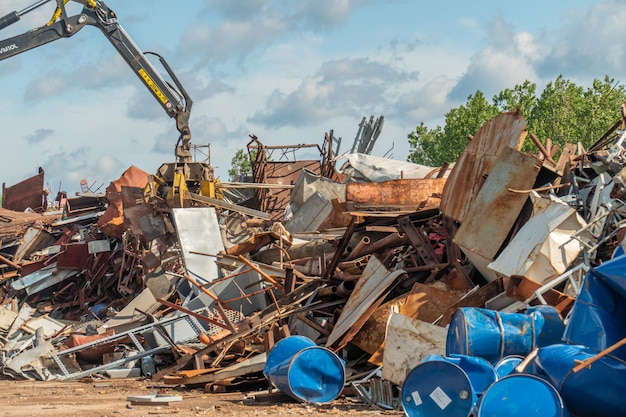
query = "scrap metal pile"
xmin=0 ymin=110 xmax=625 ymax=416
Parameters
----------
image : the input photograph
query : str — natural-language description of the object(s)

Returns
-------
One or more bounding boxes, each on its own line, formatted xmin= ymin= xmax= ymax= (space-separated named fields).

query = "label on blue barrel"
xmin=411 ymin=390 xmax=422 ymax=406
xmin=430 ymin=387 xmax=452 ymax=410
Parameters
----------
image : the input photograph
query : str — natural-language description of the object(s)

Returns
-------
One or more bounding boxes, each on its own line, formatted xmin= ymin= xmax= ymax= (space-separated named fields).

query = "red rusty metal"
xmin=247 ymin=135 xmax=341 ymax=220
xmin=57 ymin=241 xmax=91 ymax=271
xmin=1 ymin=167 xmax=47 ymax=212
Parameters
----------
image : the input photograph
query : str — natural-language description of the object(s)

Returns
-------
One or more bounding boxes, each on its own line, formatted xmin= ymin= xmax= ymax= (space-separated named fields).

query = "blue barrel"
xmin=494 ymin=355 xmax=524 ymax=378
xmin=444 ymin=354 xmax=498 ymax=395
xmin=446 ymin=307 xmax=564 ymax=363
xmin=402 ymin=359 xmax=476 ymax=417
xmin=264 ymin=336 xmax=345 ymax=404
xmin=526 ymin=305 xmax=565 ymax=347
xmin=528 ymin=344 xmax=626 ymax=417
xmin=477 ymin=374 xmax=570 ymax=417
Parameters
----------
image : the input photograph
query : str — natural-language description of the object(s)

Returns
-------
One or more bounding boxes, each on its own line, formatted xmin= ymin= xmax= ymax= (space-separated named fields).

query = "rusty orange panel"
xmin=440 ymin=111 xmax=527 ymax=223
xmin=346 ymin=178 xmax=446 ymax=207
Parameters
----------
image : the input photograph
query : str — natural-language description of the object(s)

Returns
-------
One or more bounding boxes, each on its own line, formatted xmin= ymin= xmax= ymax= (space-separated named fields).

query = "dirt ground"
xmin=0 ymin=379 xmax=402 ymax=417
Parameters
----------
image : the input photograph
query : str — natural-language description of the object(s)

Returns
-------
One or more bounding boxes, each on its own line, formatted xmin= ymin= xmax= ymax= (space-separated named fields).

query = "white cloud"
xmin=537 ymin=0 xmax=626 ymax=79
xmin=450 ymin=17 xmax=539 ymax=100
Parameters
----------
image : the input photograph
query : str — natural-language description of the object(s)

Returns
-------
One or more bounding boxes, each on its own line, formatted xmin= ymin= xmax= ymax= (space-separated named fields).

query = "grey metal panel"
xmin=172 ymin=208 xmax=224 ymax=291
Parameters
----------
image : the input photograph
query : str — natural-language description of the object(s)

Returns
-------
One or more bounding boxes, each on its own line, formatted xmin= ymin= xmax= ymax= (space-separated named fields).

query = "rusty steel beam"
xmin=398 ymin=216 xmax=439 ymax=266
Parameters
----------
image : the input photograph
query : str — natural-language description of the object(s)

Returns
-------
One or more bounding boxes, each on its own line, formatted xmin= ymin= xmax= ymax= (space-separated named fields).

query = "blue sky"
xmin=0 ymin=0 xmax=621 ymax=194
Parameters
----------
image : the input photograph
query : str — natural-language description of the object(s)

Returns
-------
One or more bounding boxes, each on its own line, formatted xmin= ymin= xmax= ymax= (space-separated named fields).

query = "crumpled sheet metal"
xmin=453 ymin=146 xmax=540 ymax=281
xmin=488 ymin=192 xmax=590 ymax=284
xmin=96 ymin=165 xmax=150 ymax=239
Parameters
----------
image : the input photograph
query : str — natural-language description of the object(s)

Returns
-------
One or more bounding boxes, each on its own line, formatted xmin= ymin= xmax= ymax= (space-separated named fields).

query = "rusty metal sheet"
xmin=1 ymin=167 xmax=46 ymax=212
xmin=351 ymin=282 xmax=459 ymax=355
xmin=440 ymin=111 xmax=527 ymax=223
xmin=381 ymin=313 xmax=447 ymax=386
xmin=121 ymin=186 xmax=165 ymax=242
xmin=453 ymin=147 xmax=540 ymax=281
xmin=346 ymin=178 xmax=446 ymax=211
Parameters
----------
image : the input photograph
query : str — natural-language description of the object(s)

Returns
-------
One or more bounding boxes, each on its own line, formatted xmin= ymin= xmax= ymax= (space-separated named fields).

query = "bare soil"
xmin=0 ymin=379 xmax=401 ymax=417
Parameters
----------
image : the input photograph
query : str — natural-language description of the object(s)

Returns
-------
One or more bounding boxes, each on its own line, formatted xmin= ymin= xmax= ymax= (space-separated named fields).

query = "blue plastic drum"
xmin=529 ymin=344 xmax=626 ymax=417
xmin=444 ymin=354 xmax=498 ymax=395
xmin=447 ymin=307 xmax=564 ymax=363
xmin=401 ymin=360 xmax=476 ymax=417
xmin=494 ymin=355 xmax=524 ymax=378
xmin=264 ymin=336 xmax=345 ymax=404
xmin=477 ymin=374 xmax=569 ymax=417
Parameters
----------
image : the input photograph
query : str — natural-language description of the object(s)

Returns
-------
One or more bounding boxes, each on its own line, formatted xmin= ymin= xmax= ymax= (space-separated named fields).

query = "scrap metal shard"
xmin=440 ymin=110 xmax=527 ymax=224
xmin=325 ymin=256 xmax=405 ymax=348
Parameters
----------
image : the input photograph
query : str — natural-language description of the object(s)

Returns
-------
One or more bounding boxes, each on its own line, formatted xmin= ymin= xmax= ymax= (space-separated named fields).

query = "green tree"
xmin=493 ymin=80 xmax=537 ymax=118
xmin=407 ymin=76 xmax=626 ymax=165
xmin=408 ymin=91 xmax=498 ymax=166
xmin=228 ymin=148 xmax=253 ymax=181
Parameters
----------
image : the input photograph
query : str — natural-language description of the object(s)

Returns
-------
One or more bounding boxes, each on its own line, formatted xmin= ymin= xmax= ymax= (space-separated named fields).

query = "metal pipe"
xmin=336 ymin=280 xmax=355 ymax=296
xmin=317 ymin=286 xmax=339 ymax=297
xmin=346 ymin=236 xmax=371 ymax=261
xmin=333 ymin=269 xmax=362 ymax=281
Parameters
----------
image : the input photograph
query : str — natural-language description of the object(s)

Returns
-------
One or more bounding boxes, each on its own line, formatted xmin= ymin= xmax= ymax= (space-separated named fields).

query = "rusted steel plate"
xmin=2 ymin=167 xmax=46 ymax=212
xmin=453 ymin=147 xmax=540 ymax=281
xmin=440 ymin=111 xmax=527 ymax=223
xmin=346 ymin=178 xmax=446 ymax=209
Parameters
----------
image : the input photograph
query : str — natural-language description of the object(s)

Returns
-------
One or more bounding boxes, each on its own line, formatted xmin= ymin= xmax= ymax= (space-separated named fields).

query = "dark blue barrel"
xmin=477 ymin=374 xmax=570 ymax=417
xmin=402 ymin=359 xmax=476 ymax=417
xmin=529 ymin=344 xmax=626 ymax=417
xmin=446 ymin=307 xmax=564 ymax=363
xmin=264 ymin=336 xmax=345 ymax=404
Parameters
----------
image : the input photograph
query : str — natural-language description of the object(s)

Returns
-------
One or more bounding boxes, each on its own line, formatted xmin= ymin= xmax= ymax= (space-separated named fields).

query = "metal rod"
xmin=19 ymin=0 xmax=54 ymax=16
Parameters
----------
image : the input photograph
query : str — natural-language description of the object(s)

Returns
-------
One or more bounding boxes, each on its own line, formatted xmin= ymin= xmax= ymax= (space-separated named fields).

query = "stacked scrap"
xmin=0 ymin=109 xmax=624 ymax=416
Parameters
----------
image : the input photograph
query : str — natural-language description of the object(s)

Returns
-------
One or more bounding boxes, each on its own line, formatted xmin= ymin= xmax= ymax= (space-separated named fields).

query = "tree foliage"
xmin=407 ymin=76 xmax=626 ymax=166
xmin=228 ymin=148 xmax=253 ymax=181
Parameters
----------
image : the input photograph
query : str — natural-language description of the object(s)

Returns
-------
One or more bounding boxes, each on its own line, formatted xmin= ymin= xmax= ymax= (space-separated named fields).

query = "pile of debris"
xmin=0 ymin=110 xmax=624 ymax=416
